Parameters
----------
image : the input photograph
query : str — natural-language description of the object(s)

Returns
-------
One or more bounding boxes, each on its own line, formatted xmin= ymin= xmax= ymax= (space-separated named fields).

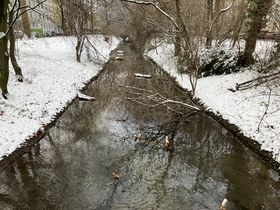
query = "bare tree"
xmin=206 ymin=0 xmax=235 ymax=48
xmin=56 ymin=0 xmax=98 ymax=62
xmin=232 ymin=0 xmax=246 ymax=47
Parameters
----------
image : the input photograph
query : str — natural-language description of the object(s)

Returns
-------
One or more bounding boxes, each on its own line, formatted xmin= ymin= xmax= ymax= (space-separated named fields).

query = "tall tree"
xmin=19 ymin=0 xmax=31 ymax=38
xmin=241 ymin=0 xmax=273 ymax=66
xmin=174 ymin=0 xmax=182 ymax=56
xmin=54 ymin=0 xmax=67 ymax=34
xmin=0 ymin=0 xmax=9 ymax=99
xmin=206 ymin=0 xmax=214 ymax=48
xmin=232 ymin=0 xmax=246 ymax=47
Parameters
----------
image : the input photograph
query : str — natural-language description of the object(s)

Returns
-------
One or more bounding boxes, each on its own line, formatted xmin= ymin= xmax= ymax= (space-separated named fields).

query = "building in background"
xmin=15 ymin=0 xmax=61 ymax=37
xmin=28 ymin=0 xmax=60 ymax=36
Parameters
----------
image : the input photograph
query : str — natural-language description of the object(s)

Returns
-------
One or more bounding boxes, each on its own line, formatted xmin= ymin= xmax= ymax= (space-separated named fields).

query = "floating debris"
xmin=134 ymin=73 xmax=152 ymax=79
xmin=78 ymin=92 xmax=95 ymax=101
xmin=220 ymin=198 xmax=228 ymax=210
xmin=115 ymin=56 xmax=124 ymax=61
xmin=117 ymin=50 xmax=124 ymax=55
xmin=164 ymin=136 xmax=170 ymax=149
xmin=39 ymin=126 xmax=45 ymax=135
xmin=134 ymin=133 xmax=143 ymax=141
xmin=112 ymin=172 xmax=120 ymax=180
xmin=163 ymin=136 xmax=174 ymax=151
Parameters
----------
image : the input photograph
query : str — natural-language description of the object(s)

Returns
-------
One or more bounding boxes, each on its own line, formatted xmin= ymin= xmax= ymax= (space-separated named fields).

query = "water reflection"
xmin=0 ymin=44 xmax=279 ymax=210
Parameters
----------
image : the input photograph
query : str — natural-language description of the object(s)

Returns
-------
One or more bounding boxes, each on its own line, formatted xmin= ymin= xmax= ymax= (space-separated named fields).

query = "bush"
xmin=199 ymin=46 xmax=241 ymax=77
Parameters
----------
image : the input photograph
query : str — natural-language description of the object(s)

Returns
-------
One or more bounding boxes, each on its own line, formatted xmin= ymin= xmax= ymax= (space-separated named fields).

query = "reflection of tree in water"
xmin=221 ymin=134 xmax=280 ymax=209
xmin=0 ymin=143 xmax=56 ymax=210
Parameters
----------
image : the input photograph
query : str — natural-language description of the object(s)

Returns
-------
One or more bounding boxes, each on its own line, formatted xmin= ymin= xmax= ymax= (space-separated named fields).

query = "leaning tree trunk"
xmin=0 ymin=0 xmax=9 ymax=99
xmin=242 ymin=0 xmax=273 ymax=66
xmin=10 ymin=26 xmax=23 ymax=82
xmin=8 ymin=7 xmax=23 ymax=82
xmin=174 ymin=0 xmax=182 ymax=56
xmin=76 ymin=35 xmax=85 ymax=62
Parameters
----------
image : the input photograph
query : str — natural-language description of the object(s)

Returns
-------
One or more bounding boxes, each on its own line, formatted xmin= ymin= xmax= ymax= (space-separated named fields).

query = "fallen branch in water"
xmin=134 ymin=73 xmax=152 ymax=79
xmin=116 ymin=83 xmax=200 ymax=112
xmin=77 ymin=92 xmax=95 ymax=101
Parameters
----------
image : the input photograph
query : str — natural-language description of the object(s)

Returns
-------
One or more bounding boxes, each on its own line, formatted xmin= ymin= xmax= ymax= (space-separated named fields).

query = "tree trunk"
xmin=232 ymin=2 xmax=244 ymax=47
xmin=174 ymin=34 xmax=181 ymax=56
xmin=76 ymin=35 xmax=85 ymax=62
xmin=242 ymin=0 xmax=273 ymax=66
xmin=10 ymin=26 xmax=23 ymax=82
xmin=58 ymin=0 xmax=67 ymax=34
xmin=20 ymin=0 xmax=32 ymax=38
xmin=174 ymin=0 xmax=181 ymax=56
xmin=232 ymin=0 xmax=246 ymax=47
xmin=8 ymin=7 xmax=23 ymax=82
xmin=0 ymin=0 xmax=9 ymax=99
xmin=206 ymin=0 xmax=214 ymax=48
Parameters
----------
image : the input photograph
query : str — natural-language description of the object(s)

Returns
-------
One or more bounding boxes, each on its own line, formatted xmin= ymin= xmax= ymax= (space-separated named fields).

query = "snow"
xmin=146 ymin=42 xmax=280 ymax=165
xmin=0 ymin=35 xmax=120 ymax=160
xmin=77 ymin=92 xmax=95 ymax=101
xmin=134 ymin=73 xmax=152 ymax=78
xmin=0 ymin=32 xmax=5 ymax=39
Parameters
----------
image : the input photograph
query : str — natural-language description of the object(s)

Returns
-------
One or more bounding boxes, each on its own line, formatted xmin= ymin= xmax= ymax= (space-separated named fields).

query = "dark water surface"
xmin=0 ymin=45 xmax=279 ymax=210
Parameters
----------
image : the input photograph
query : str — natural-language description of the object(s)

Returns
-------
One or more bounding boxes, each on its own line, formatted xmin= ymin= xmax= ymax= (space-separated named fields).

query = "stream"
xmin=0 ymin=44 xmax=279 ymax=210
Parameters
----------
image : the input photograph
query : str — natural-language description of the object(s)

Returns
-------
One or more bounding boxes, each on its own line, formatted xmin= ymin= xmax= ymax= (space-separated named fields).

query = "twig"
xmin=125 ymin=91 xmax=200 ymax=111
xmin=257 ymin=88 xmax=272 ymax=132
xmin=208 ymin=0 xmax=235 ymax=34
xmin=121 ymin=0 xmax=180 ymax=30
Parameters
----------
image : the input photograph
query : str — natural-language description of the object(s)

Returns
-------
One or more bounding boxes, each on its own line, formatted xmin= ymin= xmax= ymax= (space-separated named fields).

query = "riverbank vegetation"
xmin=133 ymin=1 xmax=280 ymax=167
xmin=121 ymin=0 xmax=280 ymax=94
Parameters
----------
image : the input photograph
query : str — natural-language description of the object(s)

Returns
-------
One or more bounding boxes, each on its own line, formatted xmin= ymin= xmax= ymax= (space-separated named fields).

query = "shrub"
xmin=199 ymin=46 xmax=242 ymax=77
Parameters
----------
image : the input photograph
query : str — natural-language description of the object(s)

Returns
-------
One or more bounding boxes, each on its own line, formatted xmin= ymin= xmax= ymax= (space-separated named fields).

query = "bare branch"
xmin=121 ymin=0 xmax=180 ymax=30
xmin=118 ymin=83 xmax=200 ymax=111
xmin=208 ymin=0 xmax=235 ymax=33
xmin=257 ymin=88 xmax=272 ymax=132
xmin=6 ymin=0 xmax=48 ymax=37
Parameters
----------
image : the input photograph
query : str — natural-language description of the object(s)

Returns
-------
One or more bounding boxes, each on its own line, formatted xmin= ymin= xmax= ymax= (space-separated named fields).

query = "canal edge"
xmin=0 ymin=53 xmax=117 ymax=173
xmin=146 ymin=56 xmax=280 ymax=174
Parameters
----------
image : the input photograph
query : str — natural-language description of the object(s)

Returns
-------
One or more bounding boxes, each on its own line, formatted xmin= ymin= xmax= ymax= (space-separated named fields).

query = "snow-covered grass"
xmin=0 ymin=35 xmax=120 ymax=160
xmin=146 ymin=42 xmax=280 ymax=165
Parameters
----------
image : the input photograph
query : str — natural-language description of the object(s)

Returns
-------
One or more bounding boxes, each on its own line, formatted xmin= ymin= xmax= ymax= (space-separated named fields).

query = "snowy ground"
xmin=0 ymin=35 xmax=120 ymax=160
xmin=146 ymin=42 xmax=280 ymax=166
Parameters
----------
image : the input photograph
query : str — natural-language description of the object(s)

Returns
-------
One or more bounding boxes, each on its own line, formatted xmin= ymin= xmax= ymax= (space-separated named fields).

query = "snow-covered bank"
xmin=147 ymin=43 xmax=280 ymax=166
xmin=0 ymin=35 xmax=120 ymax=160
